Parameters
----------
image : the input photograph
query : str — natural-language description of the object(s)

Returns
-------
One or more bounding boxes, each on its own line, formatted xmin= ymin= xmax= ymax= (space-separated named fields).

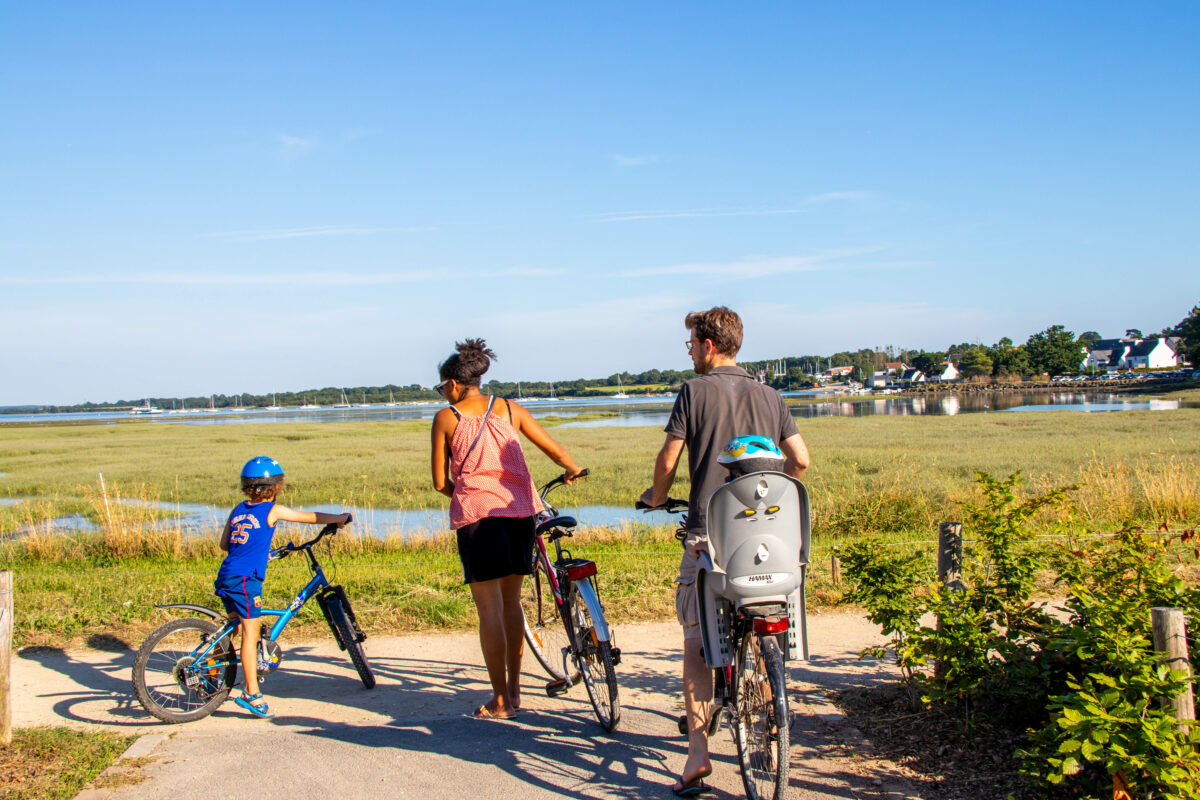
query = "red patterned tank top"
xmin=448 ymin=397 xmax=544 ymax=529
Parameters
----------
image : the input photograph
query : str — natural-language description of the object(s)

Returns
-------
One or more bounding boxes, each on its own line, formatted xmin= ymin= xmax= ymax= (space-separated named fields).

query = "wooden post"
xmin=1 ymin=570 xmax=12 ymax=745
xmin=830 ymin=554 xmax=841 ymax=586
xmin=1151 ymin=607 xmax=1195 ymax=733
xmin=937 ymin=522 xmax=963 ymax=593
xmin=934 ymin=523 xmax=963 ymax=679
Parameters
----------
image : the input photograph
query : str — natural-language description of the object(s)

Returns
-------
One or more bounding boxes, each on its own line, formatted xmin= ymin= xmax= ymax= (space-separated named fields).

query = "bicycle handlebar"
xmin=269 ymin=514 xmax=353 ymax=560
xmin=538 ymin=467 xmax=590 ymax=499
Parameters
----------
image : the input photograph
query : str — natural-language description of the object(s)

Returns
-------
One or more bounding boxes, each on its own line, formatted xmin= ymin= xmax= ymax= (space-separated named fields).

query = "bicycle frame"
xmin=534 ymin=472 xmax=612 ymax=645
xmin=172 ymin=530 xmax=339 ymax=670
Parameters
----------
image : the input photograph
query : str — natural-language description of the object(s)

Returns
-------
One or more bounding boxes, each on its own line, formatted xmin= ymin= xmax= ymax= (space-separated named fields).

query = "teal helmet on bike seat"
xmin=240 ymin=456 xmax=284 ymax=490
xmin=718 ymin=435 xmax=785 ymax=476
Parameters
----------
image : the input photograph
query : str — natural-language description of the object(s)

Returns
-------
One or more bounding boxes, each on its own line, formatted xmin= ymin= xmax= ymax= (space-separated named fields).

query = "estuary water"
xmin=0 ymin=391 xmax=1189 ymax=428
xmin=7 ymin=499 xmax=653 ymax=539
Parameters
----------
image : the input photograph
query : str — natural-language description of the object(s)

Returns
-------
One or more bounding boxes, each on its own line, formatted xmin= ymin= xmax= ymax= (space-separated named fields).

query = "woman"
xmin=430 ymin=338 xmax=584 ymax=719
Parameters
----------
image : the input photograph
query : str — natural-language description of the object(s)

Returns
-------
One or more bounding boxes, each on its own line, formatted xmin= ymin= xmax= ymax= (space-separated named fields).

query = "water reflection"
xmin=6 ymin=499 xmax=652 ymax=541
xmin=0 ymin=391 xmax=1188 ymax=429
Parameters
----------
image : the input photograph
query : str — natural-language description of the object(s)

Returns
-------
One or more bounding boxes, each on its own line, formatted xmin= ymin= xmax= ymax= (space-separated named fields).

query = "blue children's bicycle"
xmin=131 ymin=521 xmax=373 ymax=723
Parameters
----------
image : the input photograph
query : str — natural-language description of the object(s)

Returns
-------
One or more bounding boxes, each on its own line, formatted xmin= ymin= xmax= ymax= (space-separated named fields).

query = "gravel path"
xmin=13 ymin=612 xmax=928 ymax=799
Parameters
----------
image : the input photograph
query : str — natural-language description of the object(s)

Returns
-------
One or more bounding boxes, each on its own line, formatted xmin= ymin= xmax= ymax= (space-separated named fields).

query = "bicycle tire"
xmin=571 ymin=581 xmax=621 ymax=732
xmin=326 ymin=597 xmax=376 ymax=689
xmin=132 ymin=617 xmax=236 ymax=724
xmin=732 ymin=634 xmax=790 ymax=800
xmin=521 ymin=557 xmax=575 ymax=683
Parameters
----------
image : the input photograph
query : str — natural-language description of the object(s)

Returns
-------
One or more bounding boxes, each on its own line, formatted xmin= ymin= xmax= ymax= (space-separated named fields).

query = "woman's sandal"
xmin=672 ymin=766 xmax=713 ymax=797
xmin=234 ymin=691 xmax=275 ymax=719
xmin=471 ymin=704 xmax=517 ymax=720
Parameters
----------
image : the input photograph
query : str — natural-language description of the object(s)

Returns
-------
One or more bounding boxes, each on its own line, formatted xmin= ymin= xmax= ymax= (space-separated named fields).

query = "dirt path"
xmin=14 ymin=612 xmax=929 ymax=799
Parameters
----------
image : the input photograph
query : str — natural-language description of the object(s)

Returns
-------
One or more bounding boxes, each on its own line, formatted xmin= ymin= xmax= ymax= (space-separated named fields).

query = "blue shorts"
xmin=214 ymin=574 xmax=264 ymax=620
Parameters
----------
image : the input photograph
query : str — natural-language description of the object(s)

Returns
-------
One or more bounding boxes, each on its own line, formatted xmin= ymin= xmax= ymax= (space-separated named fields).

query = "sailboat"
xmin=130 ymin=399 xmax=163 ymax=415
xmin=333 ymin=389 xmax=351 ymax=409
xmin=300 ymin=395 xmax=320 ymax=409
xmin=356 ymin=390 xmax=371 ymax=408
xmin=612 ymin=375 xmax=629 ymax=399
xmin=264 ymin=393 xmax=281 ymax=411
xmin=384 ymin=391 xmax=398 ymax=407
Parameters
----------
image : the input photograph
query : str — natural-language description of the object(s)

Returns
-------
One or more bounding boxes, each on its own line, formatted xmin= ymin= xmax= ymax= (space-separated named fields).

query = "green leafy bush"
xmin=844 ymin=472 xmax=1200 ymax=799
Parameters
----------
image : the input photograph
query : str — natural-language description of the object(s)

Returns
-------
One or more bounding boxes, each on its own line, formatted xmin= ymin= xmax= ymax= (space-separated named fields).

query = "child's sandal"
xmin=234 ymin=691 xmax=275 ymax=719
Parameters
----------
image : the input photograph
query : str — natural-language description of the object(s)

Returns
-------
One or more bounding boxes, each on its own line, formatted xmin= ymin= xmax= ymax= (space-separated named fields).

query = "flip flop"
xmin=672 ymin=778 xmax=710 ymax=797
xmin=470 ymin=704 xmax=517 ymax=720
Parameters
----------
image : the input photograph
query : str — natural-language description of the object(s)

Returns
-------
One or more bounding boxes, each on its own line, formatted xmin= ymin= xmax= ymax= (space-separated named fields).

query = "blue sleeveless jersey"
xmin=217 ymin=501 xmax=276 ymax=580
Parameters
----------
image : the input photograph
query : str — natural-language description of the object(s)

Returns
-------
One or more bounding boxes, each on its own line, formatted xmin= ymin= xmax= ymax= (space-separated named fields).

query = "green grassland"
xmin=1 ymin=410 xmax=1197 ymax=525
xmin=0 ymin=727 xmax=136 ymax=799
xmin=1 ymin=410 xmax=1198 ymax=647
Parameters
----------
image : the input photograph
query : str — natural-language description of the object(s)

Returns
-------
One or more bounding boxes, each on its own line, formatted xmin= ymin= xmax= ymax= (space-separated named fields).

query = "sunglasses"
xmin=435 ymin=379 xmax=451 ymax=394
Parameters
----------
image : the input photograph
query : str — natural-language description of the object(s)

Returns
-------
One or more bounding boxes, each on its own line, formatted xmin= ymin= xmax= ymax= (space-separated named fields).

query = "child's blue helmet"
xmin=718 ymin=435 xmax=785 ymax=476
xmin=240 ymin=456 xmax=284 ymax=489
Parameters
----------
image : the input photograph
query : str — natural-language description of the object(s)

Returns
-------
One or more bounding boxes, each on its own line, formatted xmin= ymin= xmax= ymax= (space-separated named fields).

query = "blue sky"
xmin=2 ymin=2 xmax=1197 ymax=405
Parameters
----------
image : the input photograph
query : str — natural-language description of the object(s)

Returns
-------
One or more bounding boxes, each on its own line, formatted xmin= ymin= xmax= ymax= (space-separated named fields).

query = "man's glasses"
xmin=686 ymin=339 xmax=699 ymax=353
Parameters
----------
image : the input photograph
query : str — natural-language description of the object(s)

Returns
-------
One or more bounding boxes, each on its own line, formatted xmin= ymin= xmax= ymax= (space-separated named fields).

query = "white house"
xmin=1084 ymin=337 xmax=1180 ymax=371
xmin=1126 ymin=338 xmax=1180 ymax=369
xmin=928 ymin=362 xmax=959 ymax=382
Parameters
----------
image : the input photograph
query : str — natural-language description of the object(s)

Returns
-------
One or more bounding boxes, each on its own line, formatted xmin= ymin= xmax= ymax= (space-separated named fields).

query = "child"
xmin=215 ymin=456 xmax=351 ymax=718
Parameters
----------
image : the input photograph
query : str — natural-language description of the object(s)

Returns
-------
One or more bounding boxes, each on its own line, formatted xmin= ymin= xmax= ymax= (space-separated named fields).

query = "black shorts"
xmin=456 ymin=515 xmax=537 ymax=584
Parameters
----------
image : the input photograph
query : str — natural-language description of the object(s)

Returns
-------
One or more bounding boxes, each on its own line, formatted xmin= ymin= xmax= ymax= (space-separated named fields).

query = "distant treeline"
xmin=18 ymin=311 xmax=1199 ymax=414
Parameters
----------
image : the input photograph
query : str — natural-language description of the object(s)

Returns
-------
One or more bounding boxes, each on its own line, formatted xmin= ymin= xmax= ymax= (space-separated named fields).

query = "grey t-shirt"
xmin=665 ymin=365 xmax=799 ymax=536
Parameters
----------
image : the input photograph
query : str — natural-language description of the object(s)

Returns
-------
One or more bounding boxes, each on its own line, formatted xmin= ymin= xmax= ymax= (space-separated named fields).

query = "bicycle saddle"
xmin=536 ymin=515 xmax=577 ymax=535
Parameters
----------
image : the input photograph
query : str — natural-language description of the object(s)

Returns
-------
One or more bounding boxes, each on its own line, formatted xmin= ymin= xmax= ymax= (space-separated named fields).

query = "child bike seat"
xmin=696 ymin=471 xmax=811 ymax=666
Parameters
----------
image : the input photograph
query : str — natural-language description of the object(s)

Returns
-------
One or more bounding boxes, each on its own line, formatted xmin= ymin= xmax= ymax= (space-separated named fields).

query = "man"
xmin=640 ymin=305 xmax=810 ymax=796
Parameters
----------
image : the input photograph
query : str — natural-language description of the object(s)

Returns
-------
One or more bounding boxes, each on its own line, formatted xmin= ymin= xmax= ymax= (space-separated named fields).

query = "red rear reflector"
xmin=565 ymin=560 xmax=597 ymax=580
xmin=753 ymin=618 xmax=789 ymax=635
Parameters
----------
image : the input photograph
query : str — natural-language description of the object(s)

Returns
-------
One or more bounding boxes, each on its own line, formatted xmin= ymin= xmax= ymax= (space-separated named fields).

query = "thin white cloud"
xmin=0 ymin=267 xmax=563 ymax=288
xmin=610 ymin=154 xmax=660 ymax=166
xmin=277 ymin=134 xmax=319 ymax=158
xmin=588 ymin=207 xmax=806 ymax=223
xmin=805 ymin=190 xmax=878 ymax=203
xmin=208 ymin=225 xmax=436 ymax=241
xmin=622 ymin=248 xmax=885 ymax=279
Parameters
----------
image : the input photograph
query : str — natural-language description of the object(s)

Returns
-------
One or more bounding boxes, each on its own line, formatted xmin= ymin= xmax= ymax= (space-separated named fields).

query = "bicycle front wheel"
xmin=326 ymin=596 xmax=375 ymax=689
xmin=132 ymin=617 xmax=236 ymax=724
xmin=571 ymin=580 xmax=621 ymax=732
xmin=732 ymin=634 xmax=790 ymax=800
xmin=521 ymin=557 xmax=575 ymax=683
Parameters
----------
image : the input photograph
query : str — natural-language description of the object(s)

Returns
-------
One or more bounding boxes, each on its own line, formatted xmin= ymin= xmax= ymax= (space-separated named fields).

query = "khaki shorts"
xmin=675 ymin=532 xmax=708 ymax=641
xmin=675 ymin=580 xmax=701 ymax=641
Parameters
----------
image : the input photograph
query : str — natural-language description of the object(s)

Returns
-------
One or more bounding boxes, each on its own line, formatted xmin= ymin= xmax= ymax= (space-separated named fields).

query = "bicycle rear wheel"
xmin=521 ymin=557 xmax=575 ymax=683
xmin=325 ymin=596 xmax=375 ymax=689
xmin=732 ymin=634 xmax=790 ymax=800
xmin=571 ymin=580 xmax=620 ymax=732
xmin=132 ymin=617 xmax=236 ymax=724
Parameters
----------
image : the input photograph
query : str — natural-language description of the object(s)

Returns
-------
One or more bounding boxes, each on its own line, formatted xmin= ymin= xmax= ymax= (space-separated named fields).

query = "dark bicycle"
xmin=520 ymin=469 xmax=622 ymax=732
xmin=639 ymin=470 xmax=811 ymax=800
xmin=131 ymin=520 xmax=373 ymax=723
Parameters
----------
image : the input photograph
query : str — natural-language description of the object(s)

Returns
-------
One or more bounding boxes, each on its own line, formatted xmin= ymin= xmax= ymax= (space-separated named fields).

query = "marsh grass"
xmin=3 ymin=522 xmax=685 ymax=648
xmin=2 ymin=410 xmax=1198 ymax=647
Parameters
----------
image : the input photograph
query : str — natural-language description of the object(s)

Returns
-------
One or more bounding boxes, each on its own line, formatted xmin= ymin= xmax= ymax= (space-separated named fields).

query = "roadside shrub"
xmin=844 ymin=472 xmax=1200 ymax=799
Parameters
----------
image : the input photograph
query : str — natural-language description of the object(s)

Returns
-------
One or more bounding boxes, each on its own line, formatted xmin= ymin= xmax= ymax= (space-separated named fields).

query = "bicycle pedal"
xmin=609 ymin=647 xmax=621 ymax=666
xmin=545 ymin=679 xmax=571 ymax=697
